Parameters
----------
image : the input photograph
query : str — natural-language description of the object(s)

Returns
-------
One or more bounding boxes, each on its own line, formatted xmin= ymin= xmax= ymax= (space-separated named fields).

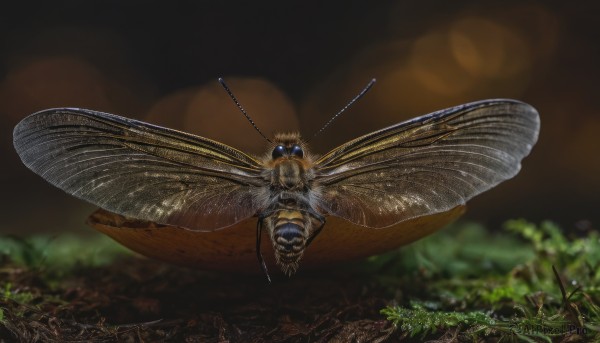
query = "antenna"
xmin=218 ymin=77 xmax=272 ymax=143
xmin=309 ymin=78 xmax=376 ymax=142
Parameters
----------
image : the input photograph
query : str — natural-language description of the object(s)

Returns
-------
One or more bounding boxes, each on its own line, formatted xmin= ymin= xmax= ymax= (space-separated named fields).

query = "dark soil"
xmin=0 ymin=256 xmax=397 ymax=342
xmin=5 ymin=220 xmax=597 ymax=342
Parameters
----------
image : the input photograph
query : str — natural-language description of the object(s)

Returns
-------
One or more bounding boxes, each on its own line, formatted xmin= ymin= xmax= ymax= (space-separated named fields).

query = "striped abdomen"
xmin=267 ymin=209 xmax=310 ymax=276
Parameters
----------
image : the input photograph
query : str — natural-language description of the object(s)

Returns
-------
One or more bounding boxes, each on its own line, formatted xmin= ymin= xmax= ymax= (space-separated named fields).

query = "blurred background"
xmin=1 ymin=1 xmax=598 ymax=234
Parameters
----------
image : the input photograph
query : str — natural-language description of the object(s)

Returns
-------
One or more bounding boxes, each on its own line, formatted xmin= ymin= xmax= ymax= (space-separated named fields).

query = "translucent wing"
xmin=314 ymin=99 xmax=540 ymax=228
xmin=13 ymin=108 xmax=266 ymax=231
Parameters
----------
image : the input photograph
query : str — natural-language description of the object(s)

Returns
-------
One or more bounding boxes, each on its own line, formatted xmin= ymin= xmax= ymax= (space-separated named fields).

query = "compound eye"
xmin=272 ymin=145 xmax=286 ymax=159
xmin=290 ymin=144 xmax=304 ymax=158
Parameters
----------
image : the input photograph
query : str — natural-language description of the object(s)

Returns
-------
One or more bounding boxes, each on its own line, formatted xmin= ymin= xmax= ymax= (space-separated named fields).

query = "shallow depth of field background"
xmin=0 ymin=1 xmax=598 ymax=234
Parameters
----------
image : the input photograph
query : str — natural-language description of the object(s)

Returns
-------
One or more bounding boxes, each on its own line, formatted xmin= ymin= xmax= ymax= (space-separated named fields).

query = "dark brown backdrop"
xmin=1 ymin=1 xmax=598 ymax=234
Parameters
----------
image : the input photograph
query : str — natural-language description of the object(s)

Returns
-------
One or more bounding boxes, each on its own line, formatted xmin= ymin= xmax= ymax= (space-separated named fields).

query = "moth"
xmin=13 ymin=79 xmax=540 ymax=280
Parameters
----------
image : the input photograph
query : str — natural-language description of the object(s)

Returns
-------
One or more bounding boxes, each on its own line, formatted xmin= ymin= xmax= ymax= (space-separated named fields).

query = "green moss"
xmin=381 ymin=303 xmax=496 ymax=337
xmin=0 ymin=233 xmax=131 ymax=271
xmin=2 ymin=283 xmax=34 ymax=305
xmin=378 ymin=220 xmax=600 ymax=341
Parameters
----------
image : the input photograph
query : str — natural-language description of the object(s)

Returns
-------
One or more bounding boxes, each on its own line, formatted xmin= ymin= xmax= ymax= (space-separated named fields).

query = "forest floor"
xmin=1 ymin=220 xmax=599 ymax=342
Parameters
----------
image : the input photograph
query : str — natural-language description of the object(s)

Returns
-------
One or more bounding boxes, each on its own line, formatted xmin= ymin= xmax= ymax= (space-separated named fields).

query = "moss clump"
xmin=380 ymin=220 xmax=600 ymax=341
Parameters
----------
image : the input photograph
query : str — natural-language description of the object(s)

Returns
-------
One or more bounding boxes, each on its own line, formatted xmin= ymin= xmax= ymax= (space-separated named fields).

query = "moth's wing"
xmin=13 ymin=108 xmax=266 ymax=231
xmin=314 ymin=99 xmax=540 ymax=228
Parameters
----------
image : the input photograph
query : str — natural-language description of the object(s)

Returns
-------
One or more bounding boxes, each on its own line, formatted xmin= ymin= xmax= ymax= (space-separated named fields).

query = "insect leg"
xmin=305 ymin=214 xmax=326 ymax=248
xmin=256 ymin=216 xmax=272 ymax=283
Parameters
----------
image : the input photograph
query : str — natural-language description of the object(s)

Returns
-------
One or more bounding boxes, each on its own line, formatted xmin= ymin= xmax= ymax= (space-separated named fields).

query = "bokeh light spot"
xmin=410 ymin=31 xmax=475 ymax=96
xmin=450 ymin=18 xmax=532 ymax=79
xmin=0 ymin=55 xmax=110 ymax=120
